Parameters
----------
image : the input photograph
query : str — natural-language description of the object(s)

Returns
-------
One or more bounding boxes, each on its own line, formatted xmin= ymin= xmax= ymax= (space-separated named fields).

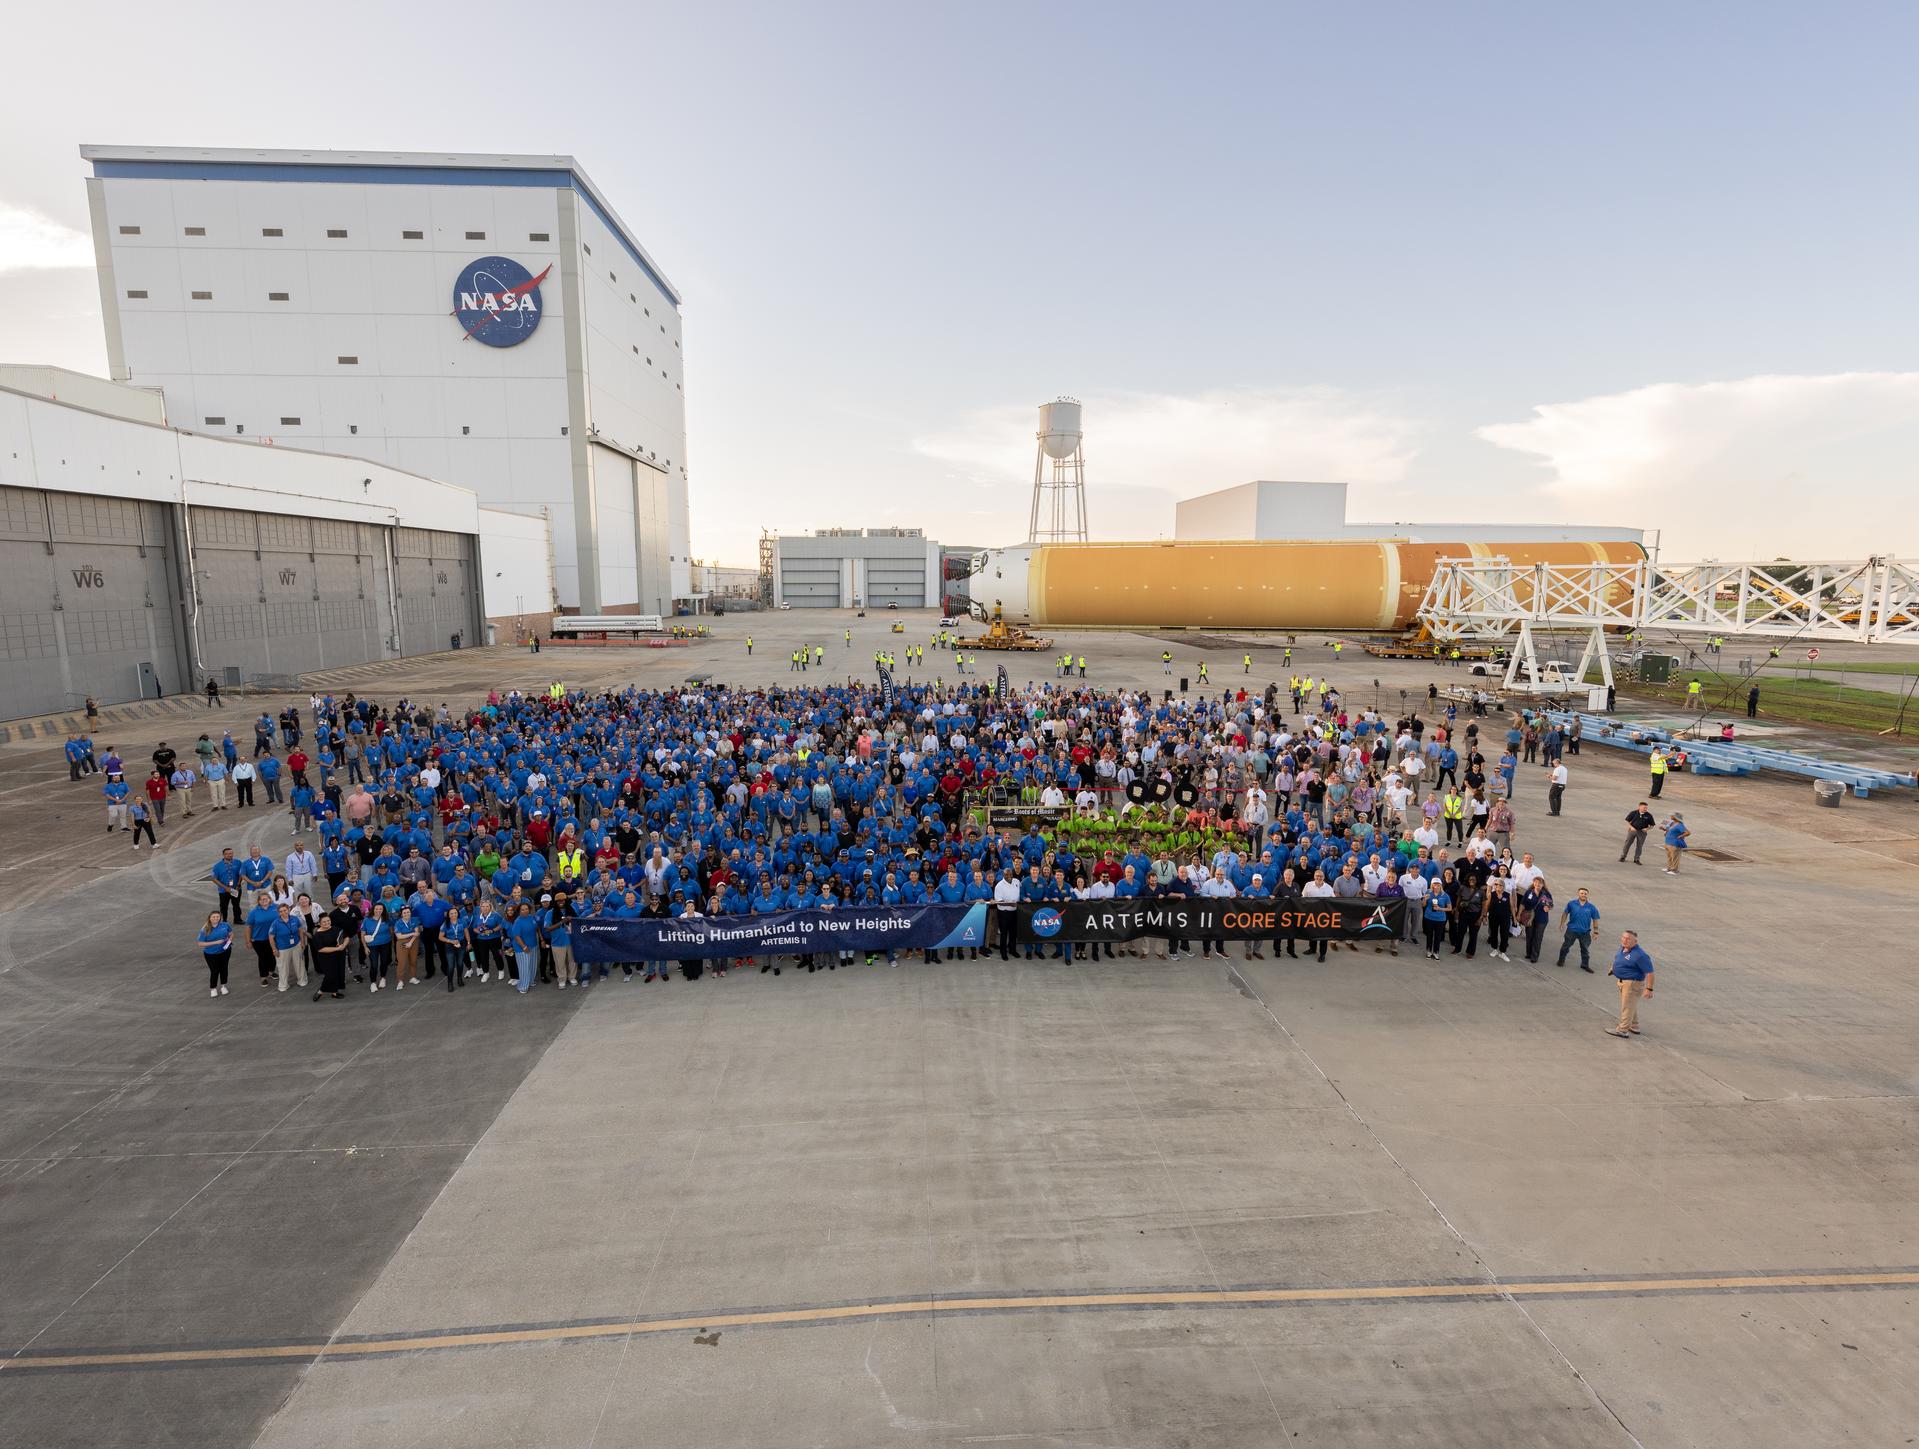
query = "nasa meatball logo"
xmin=1029 ymin=907 xmax=1063 ymax=938
xmin=451 ymin=256 xmax=551 ymax=347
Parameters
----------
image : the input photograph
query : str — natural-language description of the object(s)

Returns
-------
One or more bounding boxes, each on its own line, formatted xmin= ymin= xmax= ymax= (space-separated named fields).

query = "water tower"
xmin=1027 ymin=397 xmax=1090 ymax=544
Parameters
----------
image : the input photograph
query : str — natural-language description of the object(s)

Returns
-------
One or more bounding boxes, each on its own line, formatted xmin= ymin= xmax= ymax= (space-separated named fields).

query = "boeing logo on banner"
xmin=451 ymin=256 xmax=551 ymax=347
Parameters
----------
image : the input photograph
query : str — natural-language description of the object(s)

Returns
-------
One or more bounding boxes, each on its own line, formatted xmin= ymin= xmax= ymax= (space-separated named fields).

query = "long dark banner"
xmin=1014 ymin=896 xmax=1406 ymax=946
xmin=573 ymin=904 xmax=986 ymax=962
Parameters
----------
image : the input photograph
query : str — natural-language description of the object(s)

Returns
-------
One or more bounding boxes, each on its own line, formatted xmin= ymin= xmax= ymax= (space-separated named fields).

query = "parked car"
xmin=775 ymin=601 xmax=792 ymax=610
xmin=939 ymin=614 xmax=960 ymax=628
xmin=886 ymin=601 xmax=899 ymax=610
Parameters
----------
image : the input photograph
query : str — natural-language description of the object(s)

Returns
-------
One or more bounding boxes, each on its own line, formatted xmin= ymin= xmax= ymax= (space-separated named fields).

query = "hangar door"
xmin=779 ymin=556 xmax=840 ymax=607
xmin=865 ymin=561 xmax=925 ymax=609
xmin=394 ymin=527 xmax=480 ymax=655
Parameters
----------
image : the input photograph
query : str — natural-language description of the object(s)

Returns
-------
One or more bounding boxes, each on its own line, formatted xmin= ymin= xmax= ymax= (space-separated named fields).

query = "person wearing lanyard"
xmin=1606 ymin=930 xmax=1655 ymax=1038
xmin=471 ymin=901 xmax=506 ymax=982
xmin=392 ymin=906 xmax=422 ymax=990
xmin=197 ymin=913 xmax=232 ymax=997
xmin=269 ymin=905 xmax=308 ymax=993
xmin=509 ymin=904 xmax=541 ymax=993
xmin=439 ymin=904 xmax=470 ymax=992
xmin=1421 ymin=874 xmax=1452 ymax=960
xmin=361 ymin=903 xmax=393 ymax=991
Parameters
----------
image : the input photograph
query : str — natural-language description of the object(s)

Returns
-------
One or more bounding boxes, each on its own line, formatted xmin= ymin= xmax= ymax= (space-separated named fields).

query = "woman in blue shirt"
xmin=471 ymin=902 xmax=506 ymax=982
xmin=197 ymin=912 xmax=232 ymax=997
xmin=361 ymin=903 xmax=393 ymax=991
xmin=508 ymin=903 xmax=541 ymax=993
xmin=245 ymin=891 xmax=279 ymax=986
xmin=545 ymin=892 xmax=576 ymax=987
xmin=1421 ymin=877 xmax=1452 ymax=960
xmin=440 ymin=905 xmax=469 ymax=993
xmin=393 ymin=906 xmax=422 ymax=991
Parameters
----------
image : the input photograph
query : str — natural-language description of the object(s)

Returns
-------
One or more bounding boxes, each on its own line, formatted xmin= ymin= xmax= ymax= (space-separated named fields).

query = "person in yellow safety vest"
xmin=1333 ymin=641 xmax=1343 ymax=655
xmin=1198 ymin=661 xmax=1209 ymax=683
xmin=1077 ymin=655 xmax=1086 ymax=678
xmin=844 ymin=629 xmax=851 ymax=647
xmin=1649 ymin=747 xmax=1668 ymax=798
xmin=1284 ymin=648 xmax=1292 ymax=664
xmin=555 ymin=846 xmax=585 ymax=879
xmin=813 ymin=645 xmax=823 ymax=666
xmin=746 ymin=636 xmax=753 ymax=654
xmin=1441 ymin=789 xmax=1466 ymax=843
xmin=1302 ymin=676 xmax=1314 ymax=696
xmin=966 ymin=654 xmax=976 ymax=672
xmin=954 ymin=650 xmax=964 ymax=674
xmin=1686 ymin=678 xmax=1702 ymax=710
xmin=1243 ymin=654 xmax=1252 ymax=674
xmin=549 ymin=681 xmax=563 ymax=700
xmin=1162 ymin=650 xmax=1173 ymax=675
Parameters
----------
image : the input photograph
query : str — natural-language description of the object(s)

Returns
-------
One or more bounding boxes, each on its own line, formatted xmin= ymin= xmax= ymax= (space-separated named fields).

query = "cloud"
xmin=0 ymin=202 xmax=95 ymax=274
xmin=912 ymin=385 xmax=1421 ymax=536
xmin=1475 ymin=372 xmax=1919 ymax=556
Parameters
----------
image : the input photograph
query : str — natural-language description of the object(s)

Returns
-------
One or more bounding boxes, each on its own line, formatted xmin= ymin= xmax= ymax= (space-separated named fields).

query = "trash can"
xmin=1813 ymin=779 xmax=1845 ymax=808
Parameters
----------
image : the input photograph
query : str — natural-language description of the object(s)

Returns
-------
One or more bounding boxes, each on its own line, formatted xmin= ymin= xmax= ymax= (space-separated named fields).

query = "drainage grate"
xmin=1690 ymin=848 xmax=1743 ymax=862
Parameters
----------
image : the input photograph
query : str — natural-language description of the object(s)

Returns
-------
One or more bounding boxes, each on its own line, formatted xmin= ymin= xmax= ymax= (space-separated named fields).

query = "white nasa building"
xmin=81 ymin=146 xmax=690 ymax=617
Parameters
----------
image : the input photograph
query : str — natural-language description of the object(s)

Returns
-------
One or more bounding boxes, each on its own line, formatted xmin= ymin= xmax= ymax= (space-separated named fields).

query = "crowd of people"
xmin=73 ymin=670 xmax=1666 ymax=1037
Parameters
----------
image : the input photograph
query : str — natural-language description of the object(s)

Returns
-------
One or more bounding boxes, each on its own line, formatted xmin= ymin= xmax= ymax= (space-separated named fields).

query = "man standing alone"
xmin=1555 ymin=887 xmax=1600 ymax=972
xmin=1548 ymin=760 xmax=1568 ymax=816
xmin=1606 ymin=930 xmax=1654 ymax=1038
xmin=1620 ymin=802 xmax=1655 ymax=864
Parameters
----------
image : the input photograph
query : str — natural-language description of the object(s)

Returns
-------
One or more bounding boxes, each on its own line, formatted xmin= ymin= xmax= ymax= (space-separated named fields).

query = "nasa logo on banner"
xmin=452 ymin=256 xmax=552 ymax=347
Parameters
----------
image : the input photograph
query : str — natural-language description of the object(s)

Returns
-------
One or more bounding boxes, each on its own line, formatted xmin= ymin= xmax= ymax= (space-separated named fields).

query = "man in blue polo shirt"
xmin=1555 ymin=887 xmax=1601 ymax=972
xmin=1606 ymin=930 xmax=1654 ymax=1037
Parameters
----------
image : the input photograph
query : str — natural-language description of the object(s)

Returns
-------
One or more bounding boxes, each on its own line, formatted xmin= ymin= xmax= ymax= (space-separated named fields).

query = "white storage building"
xmin=80 ymin=145 xmax=690 ymax=616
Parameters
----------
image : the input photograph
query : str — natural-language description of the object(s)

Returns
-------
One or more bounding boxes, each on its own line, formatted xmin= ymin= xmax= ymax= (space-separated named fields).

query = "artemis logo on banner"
xmin=878 ymin=664 xmax=896 ymax=712
xmin=996 ymin=664 xmax=1009 ymax=704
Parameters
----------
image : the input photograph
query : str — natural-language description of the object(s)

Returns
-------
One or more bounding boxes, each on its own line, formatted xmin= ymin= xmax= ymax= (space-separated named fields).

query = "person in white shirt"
xmin=1398 ymin=868 xmax=1429 ymax=947
xmin=1040 ymin=782 xmax=1067 ymax=808
xmin=1199 ymin=872 xmax=1236 ymax=959
xmin=1300 ymin=868 xmax=1337 ymax=962
xmin=1075 ymin=787 xmax=1100 ymax=818
xmin=992 ymin=869 xmax=1022 ymax=962
xmin=1548 ymin=761 xmax=1569 ymax=816
xmin=1412 ymin=822 xmax=1440 ymax=853
xmin=285 ymin=841 xmax=319 ymax=900
xmin=1510 ymin=853 xmax=1543 ymax=894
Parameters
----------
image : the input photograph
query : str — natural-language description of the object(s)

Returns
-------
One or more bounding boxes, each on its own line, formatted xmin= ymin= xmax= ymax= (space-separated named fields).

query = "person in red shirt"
xmin=286 ymin=748 xmax=310 ymax=787
xmin=145 ymin=767 xmax=171 ymax=825
xmin=526 ymin=812 xmax=552 ymax=850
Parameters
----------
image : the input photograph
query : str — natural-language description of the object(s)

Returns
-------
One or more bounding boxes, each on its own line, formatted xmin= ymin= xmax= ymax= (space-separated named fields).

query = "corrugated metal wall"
xmin=0 ymin=484 xmax=182 ymax=717
xmin=0 ymin=483 xmax=483 ymax=720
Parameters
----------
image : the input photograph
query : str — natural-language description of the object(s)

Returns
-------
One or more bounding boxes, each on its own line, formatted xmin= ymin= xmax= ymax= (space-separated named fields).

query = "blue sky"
xmin=3 ymin=1 xmax=1915 ymax=563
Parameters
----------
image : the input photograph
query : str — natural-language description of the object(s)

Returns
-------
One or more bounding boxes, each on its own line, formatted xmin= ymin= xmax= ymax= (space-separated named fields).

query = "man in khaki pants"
xmin=1605 ymin=929 xmax=1654 ymax=1038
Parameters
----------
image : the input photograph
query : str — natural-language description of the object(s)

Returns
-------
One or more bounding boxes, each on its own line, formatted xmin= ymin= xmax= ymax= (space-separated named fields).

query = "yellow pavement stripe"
xmin=9 ymin=1270 xmax=1918 ymax=1372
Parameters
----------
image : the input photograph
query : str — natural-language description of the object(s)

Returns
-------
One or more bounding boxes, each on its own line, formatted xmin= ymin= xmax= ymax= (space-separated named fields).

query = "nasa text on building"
xmin=81 ymin=146 xmax=689 ymax=616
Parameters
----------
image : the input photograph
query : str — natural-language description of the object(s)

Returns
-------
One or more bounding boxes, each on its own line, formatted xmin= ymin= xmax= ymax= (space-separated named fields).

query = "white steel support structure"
xmin=1416 ymin=556 xmax=1919 ymax=691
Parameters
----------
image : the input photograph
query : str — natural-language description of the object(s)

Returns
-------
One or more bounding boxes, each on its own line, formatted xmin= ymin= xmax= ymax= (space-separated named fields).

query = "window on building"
xmin=191 ymin=290 xmax=213 ymax=300
xmin=184 ymin=226 xmax=206 ymax=236
xmin=280 ymin=417 xmax=301 ymax=426
xmin=583 ymin=244 xmax=591 ymax=255
xmin=609 ymin=271 xmax=616 ymax=281
xmin=349 ymin=424 xmax=358 ymax=435
xmin=125 ymin=289 xmax=148 ymax=299
xmin=629 ymin=293 xmax=636 ymax=303
xmin=529 ymin=232 xmax=549 ymax=242
xmin=402 ymin=230 xmax=424 ymax=240
xmin=632 ymin=345 xmax=638 ymax=354
xmin=262 ymin=227 xmax=283 ymax=237
xmin=268 ymin=292 xmax=289 ymax=301
xmin=337 ymin=356 xmax=358 ymax=365
xmin=465 ymin=231 xmax=485 ymax=240
xmin=118 ymin=225 xmax=140 ymax=235
xmin=326 ymin=229 xmax=348 ymax=238
xmin=204 ymin=416 xmax=225 ymax=426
